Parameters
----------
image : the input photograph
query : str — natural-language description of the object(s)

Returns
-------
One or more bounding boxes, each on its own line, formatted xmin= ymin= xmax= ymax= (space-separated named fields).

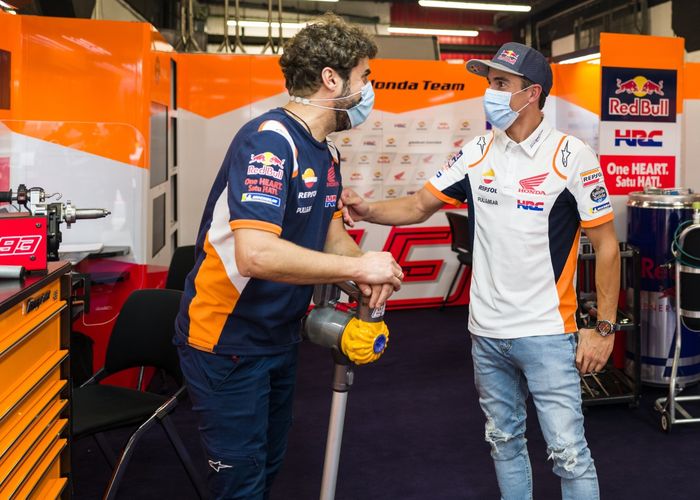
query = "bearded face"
xmin=334 ymin=78 xmax=362 ymax=132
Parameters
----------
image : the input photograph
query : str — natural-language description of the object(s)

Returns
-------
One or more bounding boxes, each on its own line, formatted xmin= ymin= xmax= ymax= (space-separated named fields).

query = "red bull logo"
xmin=615 ymin=76 xmax=664 ymax=97
xmin=250 ymin=152 xmax=285 ymax=168
xmin=608 ymin=97 xmax=670 ymax=118
xmin=496 ymin=49 xmax=519 ymax=65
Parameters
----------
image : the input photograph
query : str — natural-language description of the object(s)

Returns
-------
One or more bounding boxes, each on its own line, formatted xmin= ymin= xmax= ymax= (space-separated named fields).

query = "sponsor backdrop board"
xmin=599 ymin=34 xmax=684 ymax=196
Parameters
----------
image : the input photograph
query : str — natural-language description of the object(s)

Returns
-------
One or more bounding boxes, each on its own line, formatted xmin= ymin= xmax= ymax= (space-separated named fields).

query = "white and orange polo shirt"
xmin=427 ymin=118 xmax=613 ymax=338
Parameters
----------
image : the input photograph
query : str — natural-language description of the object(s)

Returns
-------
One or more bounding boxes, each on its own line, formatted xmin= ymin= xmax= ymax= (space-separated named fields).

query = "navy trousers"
xmin=178 ymin=344 xmax=298 ymax=500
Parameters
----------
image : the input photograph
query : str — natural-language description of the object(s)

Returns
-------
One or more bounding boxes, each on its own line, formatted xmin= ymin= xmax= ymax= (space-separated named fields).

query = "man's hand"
xmin=576 ymin=328 xmax=615 ymax=374
xmin=356 ymin=283 xmax=397 ymax=309
xmin=355 ymin=252 xmax=403 ymax=308
xmin=356 ymin=251 xmax=403 ymax=289
xmin=338 ymin=188 xmax=370 ymax=227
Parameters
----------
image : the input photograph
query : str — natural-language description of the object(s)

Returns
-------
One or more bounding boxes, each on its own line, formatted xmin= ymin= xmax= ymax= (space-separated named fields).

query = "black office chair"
xmin=165 ymin=245 xmax=196 ymax=291
xmin=72 ymin=288 xmax=205 ymax=500
xmin=442 ymin=212 xmax=473 ymax=309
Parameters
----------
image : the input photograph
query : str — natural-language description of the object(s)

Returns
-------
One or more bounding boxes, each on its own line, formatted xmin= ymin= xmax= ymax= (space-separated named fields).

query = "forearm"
xmin=594 ymin=240 xmax=621 ymax=322
xmin=324 ymin=224 xmax=364 ymax=258
xmin=239 ymin=235 xmax=364 ymax=284
xmin=366 ymin=193 xmax=433 ymax=226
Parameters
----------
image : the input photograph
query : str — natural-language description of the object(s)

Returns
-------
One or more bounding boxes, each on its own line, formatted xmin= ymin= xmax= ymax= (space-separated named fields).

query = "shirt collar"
xmin=494 ymin=116 xmax=552 ymax=158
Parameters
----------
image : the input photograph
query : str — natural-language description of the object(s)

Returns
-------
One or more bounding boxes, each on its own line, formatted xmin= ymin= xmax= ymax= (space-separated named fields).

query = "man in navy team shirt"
xmin=174 ymin=14 xmax=402 ymax=499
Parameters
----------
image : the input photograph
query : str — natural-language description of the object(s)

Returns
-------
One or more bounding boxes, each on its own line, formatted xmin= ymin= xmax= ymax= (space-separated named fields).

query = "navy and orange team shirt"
xmin=175 ymin=109 xmax=343 ymax=355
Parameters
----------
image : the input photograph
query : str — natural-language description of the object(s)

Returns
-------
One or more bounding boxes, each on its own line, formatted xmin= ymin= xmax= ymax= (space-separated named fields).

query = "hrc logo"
xmin=614 ymin=129 xmax=662 ymax=147
xmin=517 ymin=200 xmax=544 ymax=212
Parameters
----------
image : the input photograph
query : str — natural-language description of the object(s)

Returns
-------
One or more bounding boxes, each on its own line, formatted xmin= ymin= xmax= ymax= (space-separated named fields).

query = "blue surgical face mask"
xmin=289 ymin=81 xmax=375 ymax=129
xmin=483 ymin=86 xmax=532 ymax=130
xmin=345 ymin=82 xmax=374 ymax=128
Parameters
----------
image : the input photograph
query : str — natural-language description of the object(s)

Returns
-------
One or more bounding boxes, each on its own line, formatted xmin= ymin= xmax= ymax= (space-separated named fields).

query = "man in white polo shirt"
xmin=340 ymin=42 xmax=620 ymax=500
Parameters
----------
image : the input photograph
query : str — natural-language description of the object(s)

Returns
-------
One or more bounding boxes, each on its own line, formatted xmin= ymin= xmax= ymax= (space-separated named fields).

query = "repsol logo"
xmin=371 ymin=80 xmax=465 ymax=91
xmin=478 ymin=185 xmax=497 ymax=194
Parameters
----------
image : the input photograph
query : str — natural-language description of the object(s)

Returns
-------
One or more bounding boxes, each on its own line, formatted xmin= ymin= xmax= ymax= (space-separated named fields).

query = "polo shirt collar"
xmin=494 ymin=116 xmax=553 ymax=158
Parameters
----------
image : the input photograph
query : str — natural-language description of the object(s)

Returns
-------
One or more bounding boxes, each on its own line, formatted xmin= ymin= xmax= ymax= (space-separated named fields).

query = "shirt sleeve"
xmin=227 ymin=130 xmax=294 ymax=235
xmin=426 ymin=133 xmax=493 ymax=206
xmin=567 ymin=140 xmax=614 ymax=228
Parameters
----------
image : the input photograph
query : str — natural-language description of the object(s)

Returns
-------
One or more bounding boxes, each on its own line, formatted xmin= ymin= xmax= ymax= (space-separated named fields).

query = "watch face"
xmin=596 ymin=321 xmax=613 ymax=335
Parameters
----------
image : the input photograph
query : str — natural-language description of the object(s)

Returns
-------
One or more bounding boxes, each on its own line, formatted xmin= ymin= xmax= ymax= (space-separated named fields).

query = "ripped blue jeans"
xmin=471 ymin=333 xmax=599 ymax=500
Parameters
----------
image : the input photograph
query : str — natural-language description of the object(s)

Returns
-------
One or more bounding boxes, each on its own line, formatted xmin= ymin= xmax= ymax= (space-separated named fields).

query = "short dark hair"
xmin=521 ymin=76 xmax=546 ymax=110
xmin=279 ymin=13 xmax=378 ymax=96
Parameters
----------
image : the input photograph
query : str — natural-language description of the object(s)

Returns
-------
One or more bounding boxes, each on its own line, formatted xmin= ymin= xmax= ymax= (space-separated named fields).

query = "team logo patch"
xmin=580 ymin=168 xmax=603 ymax=187
xmin=517 ymin=200 xmax=544 ymax=212
xmin=561 ymin=141 xmax=571 ymax=168
xmin=302 ymin=168 xmax=317 ymax=188
xmin=241 ymin=193 xmax=280 ymax=207
xmin=324 ymin=195 xmax=337 ymax=208
xmin=447 ymin=150 xmax=463 ymax=168
xmin=477 ymin=136 xmax=487 ymax=155
xmin=249 ymin=151 xmax=285 ymax=168
xmin=496 ymin=49 xmax=519 ymax=65
xmin=518 ymin=173 xmax=548 ymax=195
xmin=327 ymin=166 xmax=339 ymax=187
xmin=590 ymin=202 xmax=612 ymax=214
xmin=482 ymin=168 xmax=496 ymax=185
xmin=590 ymin=185 xmax=608 ymax=203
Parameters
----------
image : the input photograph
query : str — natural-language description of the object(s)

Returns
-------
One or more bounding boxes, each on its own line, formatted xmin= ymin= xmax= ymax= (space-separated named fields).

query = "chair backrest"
xmin=165 ymin=245 xmax=196 ymax=291
xmin=104 ymin=289 xmax=184 ymax=384
xmin=446 ymin=212 xmax=471 ymax=254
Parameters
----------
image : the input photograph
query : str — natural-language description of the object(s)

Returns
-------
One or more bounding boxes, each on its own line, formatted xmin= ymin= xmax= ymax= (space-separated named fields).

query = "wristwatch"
xmin=594 ymin=319 xmax=619 ymax=337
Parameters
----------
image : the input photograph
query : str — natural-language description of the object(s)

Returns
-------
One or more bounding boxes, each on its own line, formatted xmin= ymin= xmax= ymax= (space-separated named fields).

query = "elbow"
xmin=235 ymin=246 xmax=263 ymax=278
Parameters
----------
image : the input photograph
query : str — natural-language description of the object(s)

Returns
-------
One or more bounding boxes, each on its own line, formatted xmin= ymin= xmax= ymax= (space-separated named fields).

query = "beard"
xmin=334 ymin=79 xmax=360 ymax=132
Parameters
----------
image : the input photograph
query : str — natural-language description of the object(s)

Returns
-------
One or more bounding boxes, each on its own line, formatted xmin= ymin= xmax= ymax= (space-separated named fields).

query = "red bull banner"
xmin=601 ymin=68 xmax=677 ymax=123
xmin=599 ymin=34 xmax=683 ymax=195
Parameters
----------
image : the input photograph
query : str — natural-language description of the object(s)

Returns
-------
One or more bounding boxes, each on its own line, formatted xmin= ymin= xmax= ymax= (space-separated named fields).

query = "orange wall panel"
xmin=177 ymin=54 xmax=255 ymax=118
xmin=685 ymin=63 xmax=700 ymax=100
xmin=551 ymin=63 xmax=601 ymax=116
xmin=0 ymin=16 xmax=176 ymax=168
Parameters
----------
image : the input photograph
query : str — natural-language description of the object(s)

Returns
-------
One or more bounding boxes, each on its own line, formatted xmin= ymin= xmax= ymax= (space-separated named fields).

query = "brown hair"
xmin=279 ymin=13 xmax=378 ymax=96
xmin=521 ymin=76 xmax=546 ymax=110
